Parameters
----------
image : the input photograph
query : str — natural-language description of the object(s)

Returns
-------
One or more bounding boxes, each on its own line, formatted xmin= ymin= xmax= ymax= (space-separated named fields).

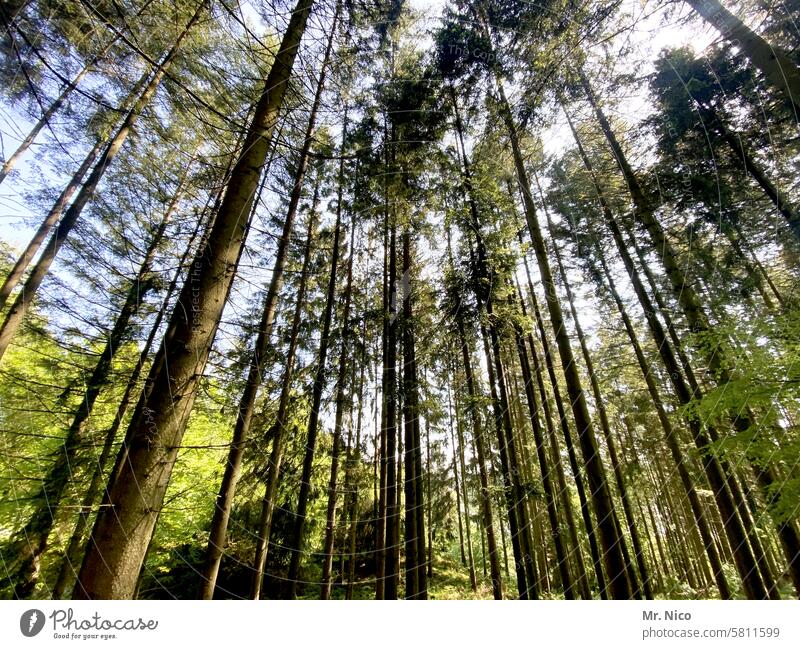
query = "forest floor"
xmin=426 ymin=555 xmax=496 ymax=600
xmin=297 ymin=553 xmax=497 ymax=599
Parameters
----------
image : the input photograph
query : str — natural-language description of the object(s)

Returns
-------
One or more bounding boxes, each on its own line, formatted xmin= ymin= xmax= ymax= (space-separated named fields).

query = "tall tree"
xmin=0 ymin=3 xmax=206 ymax=361
xmin=198 ymin=2 xmax=341 ymax=598
xmin=72 ymin=0 xmax=317 ymax=599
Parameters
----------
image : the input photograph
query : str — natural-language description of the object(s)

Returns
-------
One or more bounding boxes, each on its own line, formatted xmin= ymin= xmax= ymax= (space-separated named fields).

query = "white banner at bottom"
xmin=0 ymin=600 xmax=797 ymax=649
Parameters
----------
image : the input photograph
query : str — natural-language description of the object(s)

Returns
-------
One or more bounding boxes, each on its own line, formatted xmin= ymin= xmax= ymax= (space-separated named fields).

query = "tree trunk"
xmin=580 ymin=76 xmax=794 ymax=597
xmin=400 ymin=229 xmax=427 ymax=599
xmin=198 ymin=5 xmax=339 ymax=598
xmin=321 ymin=200 xmax=357 ymax=600
xmin=533 ymin=173 xmax=649 ymax=598
xmin=73 ymin=0 xmax=315 ymax=599
xmin=249 ymin=178 xmax=321 ymax=599
xmin=510 ymin=279 xmax=576 ymax=599
xmin=375 ymin=187 xmax=389 ymax=599
xmin=451 ymin=90 xmax=534 ymax=598
xmin=50 ymin=193 xmax=210 ymax=599
xmin=701 ymin=104 xmax=800 ymax=241
xmin=0 ymin=5 xmax=205 ymax=362
xmin=1 ymin=169 xmax=187 ymax=598
xmin=450 ymin=384 xmax=467 ymax=568
xmin=596 ymin=239 xmax=731 ymax=599
xmin=425 ymin=417 xmax=433 ymax=581
xmin=449 ymin=377 xmax=477 ymax=590
xmin=0 ymin=137 xmax=103 ymax=310
xmin=345 ymin=309 xmax=368 ymax=599
xmin=447 ymin=230 xmax=503 ymax=599
xmin=0 ymin=59 xmax=157 ymax=310
xmin=286 ymin=109 xmax=349 ymax=597
xmin=566 ymin=100 xmax=764 ymax=598
xmin=496 ymin=81 xmax=630 ymax=599
xmin=517 ymin=243 xmax=598 ymax=598
xmin=0 ymin=23 xmax=121 ymax=187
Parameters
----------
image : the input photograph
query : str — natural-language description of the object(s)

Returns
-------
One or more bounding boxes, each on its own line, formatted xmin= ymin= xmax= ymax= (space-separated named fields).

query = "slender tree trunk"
xmin=451 ymin=91 xmax=534 ymax=598
xmin=0 ymin=137 xmax=103 ymax=310
xmin=518 ymin=238 xmax=606 ymax=598
xmin=580 ymin=77 xmax=795 ymax=597
xmin=198 ymin=6 xmax=339 ymax=598
xmin=592 ymin=235 xmax=731 ymax=599
xmin=320 ymin=430 xmax=343 ymax=599
xmin=425 ymin=417 xmax=433 ymax=580
xmin=321 ymin=203 xmax=357 ymax=600
xmin=448 ymin=230 xmax=503 ymax=599
xmin=345 ymin=310 xmax=368 ymax=599
xmin=518 ymin=245 xmax=597 ymax=599
xmin=451 ymin=358 xmax=478 ymax=591
xmin=566 ymin=102 xmax=762 ymax=598
xmin=532 ymin=174 xmax=650 ymax=598
xmin=395 ymin=351 xmax=404 ymax=588
xmin=400 ymin=229 xmax=427 ymax=599
xmin=402 ymin=357 xmax=418 ymax=598
xmin=450 ymin=385 xmax=467 ymax=568
xmin=478 ymin=315 xmax=534 ymax=599
xmin=249 ymin=180 xmax=321 ymax=600
xmin=510 ymin=245 xmax=592 ymax=599
xmin=0 ymin=5 xmax=205 ymax=362
xmin=0 ymin=60 xmax=157 ymax=311
xmin=375 ymin=204 xmax=388 ymax=600
xmin=729 ymin=224 xmax=785 ymax=309
xmin=1 ymin=170 xmax=187 ymax=597
xmin=50 ymin=196 xmax=210 ymax=599
xmin=496 ymin=81 xmax=630 ymax=599
xmin=510 ymin=279 xmax=575 ymax=599
xmin=73 ymin=0 xmax=315 ymax=599
xmin=286 ymin=95 xmax=349 ymax=598
xmin=704 ymin=106 xmax=800 ymax=240
xmin=0 ymin=24 xmax=120 ymax=187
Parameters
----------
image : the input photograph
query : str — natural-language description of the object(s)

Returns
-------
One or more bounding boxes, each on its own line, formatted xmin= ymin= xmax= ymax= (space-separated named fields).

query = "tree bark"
xmin=0 ymin=5 xmax=205 ymax=362
xmin=566 ymin=100 xmax=763 ymax=598
xmin=51 ymin=193 xmax=210 ymax=599
xmin=1 ymin=168 xmax=188 ymax=597
xmin=401 ymin=229 xmax=427 ymax=599
xmin=0 ymin=137 xmax=104 ymax=311
xmin=286 ymin=106 xmax=349 ymax=596
xmin=496 ymin=81 xmax=631 ymax=598
xmin=0 ymin=22 xmax=121 ymax=187
xmin=447 ymin=229 xmax=503 ymax=599
xmin=580 ymin=75 xmax=795 ymax=597
xmin=249 ymin=178 xmax=321 ymax=599
xmin=73 ymin=0 xmax=315 ymax=599
xmin=198 ymin=4 xmax=339 ymax=598
xmin=321 ymin=200 xmax=357 ymax=600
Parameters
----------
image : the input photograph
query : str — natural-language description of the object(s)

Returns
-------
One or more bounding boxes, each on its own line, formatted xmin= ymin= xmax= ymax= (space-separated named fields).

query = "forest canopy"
xmin=0 ymin=0 xmax=799 ymax=601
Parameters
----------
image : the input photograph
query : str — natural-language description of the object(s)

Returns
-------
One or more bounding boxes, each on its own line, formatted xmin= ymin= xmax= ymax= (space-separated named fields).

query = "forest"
xmin=0 ymin=0 xmax=798 ymax=601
